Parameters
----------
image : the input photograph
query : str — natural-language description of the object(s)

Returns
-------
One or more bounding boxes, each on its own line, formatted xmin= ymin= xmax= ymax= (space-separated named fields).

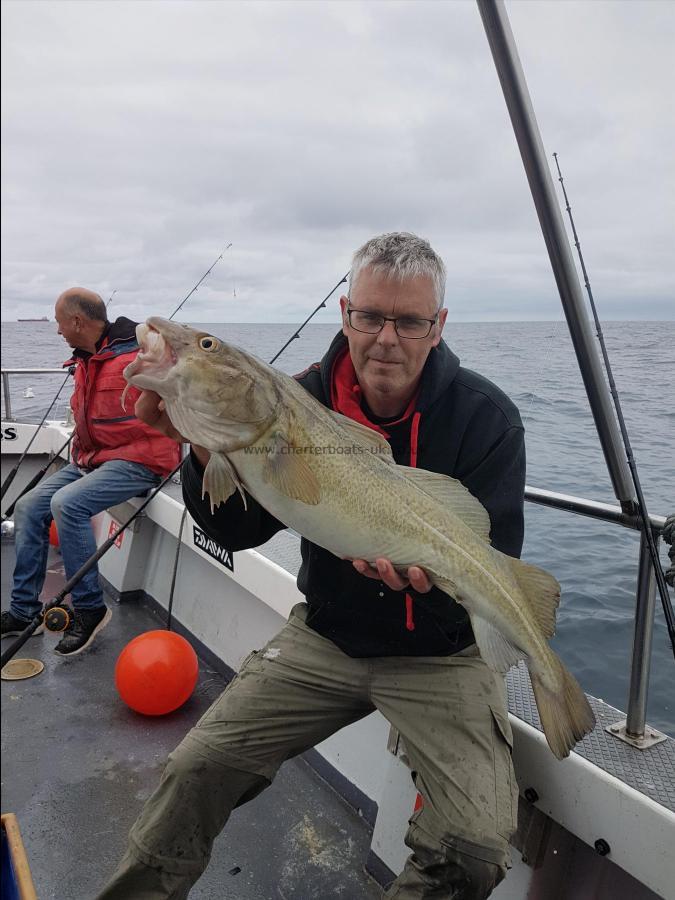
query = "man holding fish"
xmin=99 ymin=232 xmax=594 ymax=899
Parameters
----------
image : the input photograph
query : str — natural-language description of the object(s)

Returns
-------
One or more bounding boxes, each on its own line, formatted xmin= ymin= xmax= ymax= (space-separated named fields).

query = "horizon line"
xmin=3 ymin=317 xmax=675 ymax=325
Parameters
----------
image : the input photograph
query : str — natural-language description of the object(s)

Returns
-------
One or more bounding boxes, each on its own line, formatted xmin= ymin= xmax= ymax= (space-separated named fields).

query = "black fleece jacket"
xmin=183 ymin=332 xmax=525 ymax=657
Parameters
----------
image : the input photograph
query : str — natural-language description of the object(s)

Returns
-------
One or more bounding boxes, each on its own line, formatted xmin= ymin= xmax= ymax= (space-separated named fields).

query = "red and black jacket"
xmin=183 ymin=332 xmax=525 ymax=658
xmin=66 ymin=317 xmax=180 ymax=477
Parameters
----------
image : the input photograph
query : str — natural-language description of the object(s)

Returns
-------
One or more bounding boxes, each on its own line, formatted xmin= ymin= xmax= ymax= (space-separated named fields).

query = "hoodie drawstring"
xmin=405 ymin=593 xmax=415 ymax=632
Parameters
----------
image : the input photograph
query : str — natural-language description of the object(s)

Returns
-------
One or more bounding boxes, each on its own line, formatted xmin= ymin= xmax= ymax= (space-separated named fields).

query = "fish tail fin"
xmin=530 ymin=655 xmax=596 ymax=759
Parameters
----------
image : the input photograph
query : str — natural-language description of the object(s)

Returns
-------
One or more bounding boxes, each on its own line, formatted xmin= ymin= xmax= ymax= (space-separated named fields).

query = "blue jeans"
xmin=11 ymin=460 xmax=161 ymax=621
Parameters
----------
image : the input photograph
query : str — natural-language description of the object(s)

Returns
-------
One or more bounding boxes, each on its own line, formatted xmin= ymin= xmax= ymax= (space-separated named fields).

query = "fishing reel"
xmin=42 ymin=601 xmax=73 ymax=633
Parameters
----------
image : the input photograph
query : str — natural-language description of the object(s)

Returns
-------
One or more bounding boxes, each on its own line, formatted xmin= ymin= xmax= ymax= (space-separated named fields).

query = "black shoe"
xmin=54 ymin=606 xmax=112 ymax=656
xmin=1 ymin=609 xmax=44 ymax=638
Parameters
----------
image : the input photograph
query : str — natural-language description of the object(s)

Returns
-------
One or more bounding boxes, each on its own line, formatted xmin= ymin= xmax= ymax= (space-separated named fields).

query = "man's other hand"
xmin=135 ymin=391 xmax=211 ymax=467
xmin=135 ymin=391 xmax=185 ymax=442
xmin=351 ymin=558 xmax=432 ymax=593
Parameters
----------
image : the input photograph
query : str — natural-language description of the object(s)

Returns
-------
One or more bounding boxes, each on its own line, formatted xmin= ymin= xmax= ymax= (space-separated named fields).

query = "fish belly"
xmin=229 ymin=445 xmax=438 ymax=565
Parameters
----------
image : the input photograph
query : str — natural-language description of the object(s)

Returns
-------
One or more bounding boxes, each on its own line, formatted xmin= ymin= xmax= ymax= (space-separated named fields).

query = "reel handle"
xmin=43 ymin=604 xmax=72 ymax=633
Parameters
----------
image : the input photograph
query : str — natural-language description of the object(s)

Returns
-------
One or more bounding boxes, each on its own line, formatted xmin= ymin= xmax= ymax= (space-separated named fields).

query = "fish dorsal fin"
xmin=202 ymin=453 xmax=248 ymax=513
xmin=397 ymin=466 xmax=491 ymax=543
xmin=470 ymin=613 xmax=527 ymax=674
xmin=509 ymin=558 xmax=560 ymax=640
xmin=262 ymin=431 xmax=321 ymax=505
xmin=327 ymin=410 xmax=394 ymax=463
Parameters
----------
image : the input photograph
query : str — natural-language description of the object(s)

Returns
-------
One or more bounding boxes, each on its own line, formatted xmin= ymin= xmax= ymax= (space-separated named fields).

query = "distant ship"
xmin=17 ymin=316 xmax=49 ymax=322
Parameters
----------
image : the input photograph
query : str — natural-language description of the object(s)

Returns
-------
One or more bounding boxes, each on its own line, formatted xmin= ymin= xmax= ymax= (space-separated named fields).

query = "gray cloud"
xmin=2 ymin=0 xmax=673 ymax=323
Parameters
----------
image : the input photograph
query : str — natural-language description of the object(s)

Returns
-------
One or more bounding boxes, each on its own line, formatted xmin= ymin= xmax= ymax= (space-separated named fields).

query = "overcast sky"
xmin=1 ymin=0 xmax=673 ymax=323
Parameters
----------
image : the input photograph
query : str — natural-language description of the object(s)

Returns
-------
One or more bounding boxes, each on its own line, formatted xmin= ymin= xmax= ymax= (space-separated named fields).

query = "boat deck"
xmin=2 ymin=464 xmax=674 ymax=900
xmin=0 ymin=539 xmax=384 ymax=900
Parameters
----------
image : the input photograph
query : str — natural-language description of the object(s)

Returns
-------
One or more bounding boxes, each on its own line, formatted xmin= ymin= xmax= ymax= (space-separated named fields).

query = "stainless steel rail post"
xmin=476 ymin=0 xmax=668 ymax=747
xmin=2 ymin=372 xmax=12 ymax=421
xmin=623 ymin=530 xmax=661 ymax=742
xmin=476 ymin=0 xmax=635 ymax=510
xmin=521 ymin=489 xmax=669 ymax=747
xmin=604 ymin=529 xmax=665 ymax=748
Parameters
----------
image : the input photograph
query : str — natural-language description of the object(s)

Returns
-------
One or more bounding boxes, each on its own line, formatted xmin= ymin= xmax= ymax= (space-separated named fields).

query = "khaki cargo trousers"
xmin=97 ymin=604 xmax=518 ymax=899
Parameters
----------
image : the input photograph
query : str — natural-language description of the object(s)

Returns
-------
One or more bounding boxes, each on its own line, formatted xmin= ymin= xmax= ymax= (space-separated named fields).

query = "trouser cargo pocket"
xmin=490 ymin=703 xmax=518 ymax=842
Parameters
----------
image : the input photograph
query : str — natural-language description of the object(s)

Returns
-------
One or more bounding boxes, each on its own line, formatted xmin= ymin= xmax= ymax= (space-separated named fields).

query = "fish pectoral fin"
xmin=469 ymin=613 xmax=526 ymax=674
xmin=327 ymin=411 xmax=394 ymax=463
xmin=202 ymin=453 xmax=245 ymax=513
xmin=262 ymin=432 xmax=321 ymax=506
xmin=509 ymin=558 xmax=560 ymax=639
xmin=396 ymin=467 xmax=491 ymax=543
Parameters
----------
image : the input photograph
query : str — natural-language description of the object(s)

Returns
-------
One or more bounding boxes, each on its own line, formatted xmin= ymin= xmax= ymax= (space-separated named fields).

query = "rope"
xmin=167 ymin=505 xmax=189 ymax=631
xmin=663 ymin=515 xmax=675 ymax=588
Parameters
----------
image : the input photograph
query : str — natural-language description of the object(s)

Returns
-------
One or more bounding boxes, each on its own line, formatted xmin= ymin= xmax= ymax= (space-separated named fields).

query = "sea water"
xmin=2 ymin=319 xmax=673 ymax=735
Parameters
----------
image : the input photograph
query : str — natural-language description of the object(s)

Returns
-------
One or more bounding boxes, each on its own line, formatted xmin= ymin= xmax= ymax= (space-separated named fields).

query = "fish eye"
xmin=199 ymin=336 xmax=218 ymax=351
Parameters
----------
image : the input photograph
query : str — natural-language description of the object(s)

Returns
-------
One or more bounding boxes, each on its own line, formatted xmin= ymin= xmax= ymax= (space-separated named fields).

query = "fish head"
xmin=124 ymin=317 xmax=216 ymax=396
xmin=124 ymin=317 xmax=279 ymax=450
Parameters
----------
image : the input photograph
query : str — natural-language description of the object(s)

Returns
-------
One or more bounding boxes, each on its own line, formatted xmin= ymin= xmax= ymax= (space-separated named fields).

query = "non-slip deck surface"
xmin=1 ymin=540 xmax=383 ymax=900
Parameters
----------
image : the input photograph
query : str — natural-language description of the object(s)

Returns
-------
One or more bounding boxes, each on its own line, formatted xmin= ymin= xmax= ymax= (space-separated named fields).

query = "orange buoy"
xmin=115 ymin=630 xmax=199 ymax=716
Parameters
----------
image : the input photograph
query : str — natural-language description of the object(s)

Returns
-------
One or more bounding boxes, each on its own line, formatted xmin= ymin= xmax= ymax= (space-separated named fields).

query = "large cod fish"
xmin=124 ymin=317 xmax=595 ymax=759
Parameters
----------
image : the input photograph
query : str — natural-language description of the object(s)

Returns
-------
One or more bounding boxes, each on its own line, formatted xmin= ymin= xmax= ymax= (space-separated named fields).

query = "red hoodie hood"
xmin=329 ymin=345 xmax=419 ymax=437
xmin=328 ymin=344 xmax=421 ymax=632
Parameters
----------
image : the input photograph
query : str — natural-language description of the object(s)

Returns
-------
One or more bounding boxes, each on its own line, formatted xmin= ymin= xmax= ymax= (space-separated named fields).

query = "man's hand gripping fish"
xmin=124 ymin=318 xmax=596 ymax=759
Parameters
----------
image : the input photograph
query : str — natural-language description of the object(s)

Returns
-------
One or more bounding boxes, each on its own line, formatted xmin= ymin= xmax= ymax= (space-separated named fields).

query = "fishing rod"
xmin=168 ymin=243 xmax=232 ymax=321
xmin=0 ymin=367 xmax=75 ymax=503
xmin=3 ymin=432 xmax=74 ymax=521
xmin=1 ymin=246 xmax=233 ymax=643
xmin=553 ymin=151 xmax=675 ymax=658
xmin=1 ymin=292 xmax=117 ymax=508
xmin=144 ymin=243 xmax=232 ymax=623
xmin=162 ymin=273 xmax=348 ymax=626
xmin=0 ymin=270 xmax=350 ymax=667
xmin=2 ymin=246 xmax=231 ymax=516
xmin=0 ymin=457 xmax=186 ymax=668
xmin=269 ymin=273 xmax=349 ymax=365
xmin=167 ymin=506 xmax=189 ymax=633
xmin=162 ymin=272 xmax=348 ymax=629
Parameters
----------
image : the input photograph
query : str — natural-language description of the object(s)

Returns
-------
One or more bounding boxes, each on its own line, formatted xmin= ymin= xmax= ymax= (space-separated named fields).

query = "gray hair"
xmin=349 ymin=232 xmax=446 ymax=309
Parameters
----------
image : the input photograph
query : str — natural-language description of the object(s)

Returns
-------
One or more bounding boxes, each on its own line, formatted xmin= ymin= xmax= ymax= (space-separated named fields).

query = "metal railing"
xmin=526 ymin=485 xmax=667 ymax=744
xmin=1 ymin=368 xmax=669 ymax=743
xmin=2 ymin=368 xmax=67 ymax=422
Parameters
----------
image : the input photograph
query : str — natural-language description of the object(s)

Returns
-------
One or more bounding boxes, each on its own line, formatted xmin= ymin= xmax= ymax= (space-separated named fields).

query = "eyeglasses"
xmin=346 ymin=306 xmax=438 ymax=340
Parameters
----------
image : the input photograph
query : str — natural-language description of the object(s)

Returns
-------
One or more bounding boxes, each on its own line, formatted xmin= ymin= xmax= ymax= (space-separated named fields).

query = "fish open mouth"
xmin=135 ymin=322 xmax=179 ymax=370
xmin=121 ymin=321 xmax=180 ymax=408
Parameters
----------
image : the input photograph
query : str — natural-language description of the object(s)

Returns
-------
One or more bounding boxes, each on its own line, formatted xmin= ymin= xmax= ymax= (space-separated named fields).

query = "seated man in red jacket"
xmin=0 ymin=287 xmax=181 ymax=655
